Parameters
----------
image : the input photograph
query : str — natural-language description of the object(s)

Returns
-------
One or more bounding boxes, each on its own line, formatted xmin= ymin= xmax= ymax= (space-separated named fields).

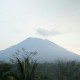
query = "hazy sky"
xmin=0 ymin=0 xmax=80 ymax=54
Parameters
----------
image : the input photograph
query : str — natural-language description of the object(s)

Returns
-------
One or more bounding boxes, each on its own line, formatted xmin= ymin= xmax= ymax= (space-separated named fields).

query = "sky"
xmin=0 ymin=0 xmax=80 ymax=54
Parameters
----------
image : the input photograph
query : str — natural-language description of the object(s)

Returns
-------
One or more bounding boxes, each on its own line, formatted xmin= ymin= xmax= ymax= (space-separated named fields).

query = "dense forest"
xmin=0 ymin=49 xmax=80 ymax=80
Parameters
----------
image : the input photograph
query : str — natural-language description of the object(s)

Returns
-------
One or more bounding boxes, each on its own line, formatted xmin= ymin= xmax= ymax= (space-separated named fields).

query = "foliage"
xmin=0 ymin=61 xmax=12 ymax=80
xmin=36 ymin=61 xmax=80 ymax=80
xmin=0 ymin=49 xmax=80 ymax=80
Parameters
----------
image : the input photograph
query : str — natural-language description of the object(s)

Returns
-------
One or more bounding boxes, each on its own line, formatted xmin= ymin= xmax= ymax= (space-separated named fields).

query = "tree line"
xmin=0 ymin=49 xmax=80 ymax=80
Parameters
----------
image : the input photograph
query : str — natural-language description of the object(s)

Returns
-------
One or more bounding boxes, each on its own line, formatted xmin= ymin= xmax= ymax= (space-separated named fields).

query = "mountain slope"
xmin=0 ymin=37 xmax=80 ymax=62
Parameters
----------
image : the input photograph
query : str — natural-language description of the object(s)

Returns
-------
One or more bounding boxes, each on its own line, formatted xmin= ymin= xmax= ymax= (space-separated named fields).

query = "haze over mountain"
xmin=0 ymin=37 xmax=80 ymax=62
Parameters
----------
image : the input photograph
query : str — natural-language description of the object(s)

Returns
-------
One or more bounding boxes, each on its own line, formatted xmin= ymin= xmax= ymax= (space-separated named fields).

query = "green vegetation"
xmin=0 ymin=49 xmax=80 ymax=80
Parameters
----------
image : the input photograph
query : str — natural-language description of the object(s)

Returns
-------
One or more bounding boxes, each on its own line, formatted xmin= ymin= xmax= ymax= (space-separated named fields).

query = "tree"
xmin=9 ymin=48 xmax=37 ymax=80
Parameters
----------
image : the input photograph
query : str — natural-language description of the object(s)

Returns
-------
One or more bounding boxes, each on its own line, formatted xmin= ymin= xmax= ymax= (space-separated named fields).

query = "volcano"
xmin=0 ymin=37 xmax=80 ymax=62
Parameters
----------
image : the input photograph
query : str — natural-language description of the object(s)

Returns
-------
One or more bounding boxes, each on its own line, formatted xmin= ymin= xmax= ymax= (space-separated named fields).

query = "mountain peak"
xmin=25 ymin=37 xmax=48 ymax=42
xmin=20 ymin=37 xmax=52 ymax=45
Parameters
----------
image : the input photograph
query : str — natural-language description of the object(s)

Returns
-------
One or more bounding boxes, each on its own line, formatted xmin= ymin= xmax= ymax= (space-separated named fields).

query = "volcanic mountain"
xmin=0 ymin=37 xmax=80 ymax=62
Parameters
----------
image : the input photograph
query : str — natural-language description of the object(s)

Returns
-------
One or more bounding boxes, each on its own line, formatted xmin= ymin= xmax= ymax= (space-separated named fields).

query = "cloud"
xmin=36 ymin=28 xmax=60 ymax=37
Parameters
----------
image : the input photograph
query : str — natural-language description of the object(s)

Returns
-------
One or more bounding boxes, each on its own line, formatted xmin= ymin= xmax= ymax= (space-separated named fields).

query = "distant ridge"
xmin=0 ymin=37 xmax=80 ymax=62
